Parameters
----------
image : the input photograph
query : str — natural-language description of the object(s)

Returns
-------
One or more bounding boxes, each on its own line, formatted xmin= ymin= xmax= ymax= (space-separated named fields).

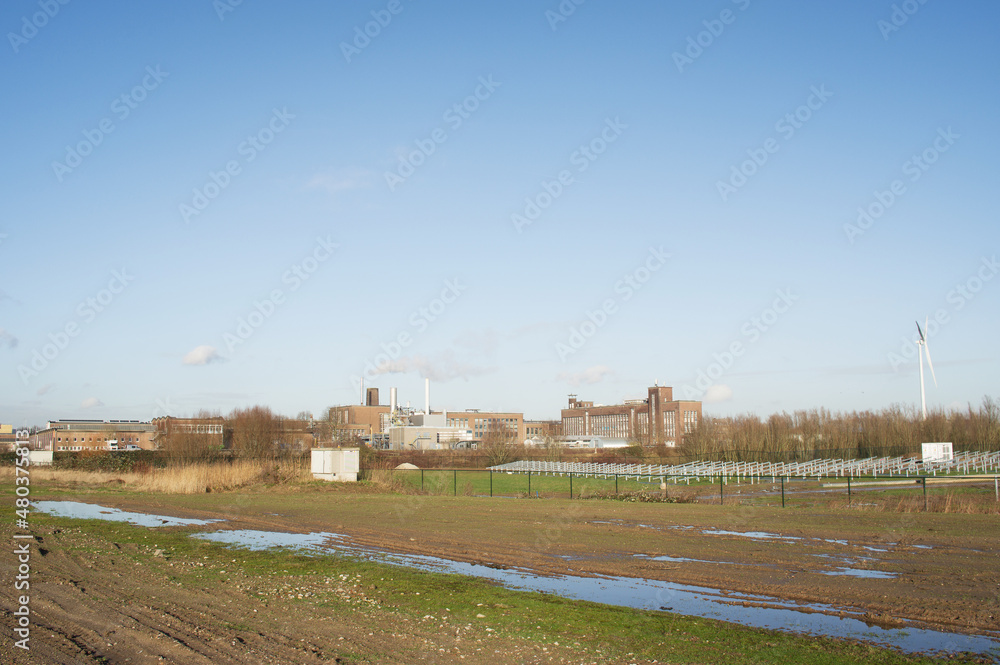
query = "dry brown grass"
xmin=1 ymin=459 xmax=311 ymax=494
xmin=835 ymin=491 xmax=1000 ymax=515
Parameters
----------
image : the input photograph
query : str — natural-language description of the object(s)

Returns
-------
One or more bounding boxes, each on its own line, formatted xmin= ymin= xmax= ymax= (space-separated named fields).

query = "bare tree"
xmin=227 ymin=406 xmax=285 ymax=458
xmin=480 ymin=418 xmax=521 ymax=467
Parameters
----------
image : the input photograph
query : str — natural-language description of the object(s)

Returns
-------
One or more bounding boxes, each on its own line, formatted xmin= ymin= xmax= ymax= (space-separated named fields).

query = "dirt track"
xmin=3 ymin=487 xmax=998 ymax=663
xmin=94 ymin=489 xmax=998 ymax=637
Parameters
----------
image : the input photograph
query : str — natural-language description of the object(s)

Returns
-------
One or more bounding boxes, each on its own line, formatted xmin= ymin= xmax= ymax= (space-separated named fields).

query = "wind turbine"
xmin=915 ymin=318 xmax=937 ymax=420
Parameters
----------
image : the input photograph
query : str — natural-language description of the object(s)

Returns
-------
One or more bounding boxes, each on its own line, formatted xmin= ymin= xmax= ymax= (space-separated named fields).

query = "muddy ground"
xmin=3 ymin=484 xmax=998 ymax=663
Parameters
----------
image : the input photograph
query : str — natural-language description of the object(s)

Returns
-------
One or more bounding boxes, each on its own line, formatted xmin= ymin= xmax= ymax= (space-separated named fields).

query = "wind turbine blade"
xmin=924 ymin=337 xmax=938 ymax=387
xmin=915 ymin=320 xmax=925 ymax=342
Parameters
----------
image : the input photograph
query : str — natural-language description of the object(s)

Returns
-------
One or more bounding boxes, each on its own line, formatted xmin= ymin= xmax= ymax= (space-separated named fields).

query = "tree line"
xmin=681 ymin=397 xmax=1000 ymax=462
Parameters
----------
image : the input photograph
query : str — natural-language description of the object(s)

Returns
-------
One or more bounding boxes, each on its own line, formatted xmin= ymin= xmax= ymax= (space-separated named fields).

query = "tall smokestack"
xmin=390 ymin=387 xmax=397 ymax=415
xmin=424 ymin=378 xmax=430 ymax=414
xmin=360 ymin=377 xmax=365 ymax=406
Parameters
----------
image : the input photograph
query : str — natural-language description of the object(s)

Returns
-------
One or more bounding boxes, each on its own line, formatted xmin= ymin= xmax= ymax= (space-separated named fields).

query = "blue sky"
xmin=2 ymin=0 xmax=998 ymax=427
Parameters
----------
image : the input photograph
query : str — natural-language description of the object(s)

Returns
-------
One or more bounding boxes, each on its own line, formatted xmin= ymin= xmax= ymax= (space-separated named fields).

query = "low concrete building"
xmin=388 ymin=425 xmax=474 ymax=450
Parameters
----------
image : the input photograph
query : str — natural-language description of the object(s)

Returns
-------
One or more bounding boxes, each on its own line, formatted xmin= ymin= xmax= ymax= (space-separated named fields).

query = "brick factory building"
xmin=444 ymin=411 xmax=525 ymax=443
xmin=561 ymin=385 xmax=701 ymax=447
xmin=30 ymin=419 xmax=157 ymax=451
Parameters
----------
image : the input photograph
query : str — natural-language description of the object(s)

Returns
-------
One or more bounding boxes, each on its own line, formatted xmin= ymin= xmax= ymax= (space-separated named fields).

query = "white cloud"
xmin=704 ymin=384 xmax=733 ymax=403
xmin=557 ymin=365 xmax=613 ymax=386
xmin=0 ymin=328 xmax=18 ymax=348
xmin=81 ymin=397 xmax=103 ymax=409
xmin=304 ymin=168 xmax=372 ymax=195
xmin=370 ymin=352 xmax=493 ymax=382
xmin=183 ymin=345 xmax=223 ymax=366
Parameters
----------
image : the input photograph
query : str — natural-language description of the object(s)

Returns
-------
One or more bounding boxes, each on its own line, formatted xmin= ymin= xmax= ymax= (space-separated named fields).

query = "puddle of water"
xmin=703 ymin=529 xmax=801 ymax=541
xmin=34 ymin=501 xmax=222 ymax=528
xmin=862 ymin=546 xmax=889 ymax=553
xmin=821 ymin=567 xmax=897 ymax=580
xmin=35 ymin=501 xmax=999 ymax=660
xmin=634 ymin=553 xmax=733 ymax=565
xmin=194 ymin=528 xmax=996 ymax=659
xmin=913 ymin=545 xmax=933 ymax=550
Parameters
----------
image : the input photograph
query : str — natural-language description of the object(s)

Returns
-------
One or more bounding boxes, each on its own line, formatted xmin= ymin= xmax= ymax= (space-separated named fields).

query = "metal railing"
xmin=488 ymin=451 xmax=1000 ymax=481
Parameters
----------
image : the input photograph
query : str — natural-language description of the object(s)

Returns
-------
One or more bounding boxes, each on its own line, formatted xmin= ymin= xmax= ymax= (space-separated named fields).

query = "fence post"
xmin=719 ymin=475 xmax=724 ymax=505
xmin=570 ymin=473 xmax=573 ymax=500
xmin=528 ymin=470 xmax=531 ymax=497
xmin=781 ymin=476 xmax=785 ymax=508
xmin=490 ymin=469 xmax=493 ymax=497
xmin=922 ymin=476 xmax=927 ymax=511
xmin=615 ymin=474 xmax=619 ymax=495
xmin=421 ymin=468 xmax=424 ymax=493
xmin=995 ymin=476 xmax=998 ymax=502
xmin=847 ymin=476 xmax=851 ymax=504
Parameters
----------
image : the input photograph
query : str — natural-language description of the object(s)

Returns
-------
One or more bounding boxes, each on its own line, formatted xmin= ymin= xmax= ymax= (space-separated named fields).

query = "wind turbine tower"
xmin=914 ymin=318 xmax=938 ymax=420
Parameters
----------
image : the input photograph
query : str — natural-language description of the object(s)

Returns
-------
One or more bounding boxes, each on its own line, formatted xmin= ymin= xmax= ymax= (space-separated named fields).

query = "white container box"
xmin=311 ymin=447 xmax=360 ymax=482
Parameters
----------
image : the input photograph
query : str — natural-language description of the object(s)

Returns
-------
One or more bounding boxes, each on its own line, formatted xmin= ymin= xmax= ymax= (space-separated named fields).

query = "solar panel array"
xmin=489 ymin=450 xmax=1000 ymax=482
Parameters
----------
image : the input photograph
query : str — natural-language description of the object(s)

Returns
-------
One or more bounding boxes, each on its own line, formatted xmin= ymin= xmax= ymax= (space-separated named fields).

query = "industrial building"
xmin=151 ymin=415 xmax=225 ymax=450
xmin=330 ymin=381 xmax=527 ymax=451
xmin=561 ymin=385 xmax=701 ymax=447
xmin=328 ymin=387 xmax=391 ymax=442
xmin=0 ymin=424 xmax=17 ymax=452
xmin=30 ymin=419 xmax=157 ymax=451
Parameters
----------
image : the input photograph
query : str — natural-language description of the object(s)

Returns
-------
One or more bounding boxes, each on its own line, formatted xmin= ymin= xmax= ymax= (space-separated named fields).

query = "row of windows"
xmin=57 ymin=445 xmax=140 ymax=451
xmin=56 ymin=436 xmax=141 ymax=443
xmin=178 ymin=424 xmax=223 ymax=434
xmin=683 ymin=410 xmax=699 ymax=434
xmin=564 ymin=417 xmax=585 ymax=436
xmin=589 ymin=413 xmax=630 ymax=438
